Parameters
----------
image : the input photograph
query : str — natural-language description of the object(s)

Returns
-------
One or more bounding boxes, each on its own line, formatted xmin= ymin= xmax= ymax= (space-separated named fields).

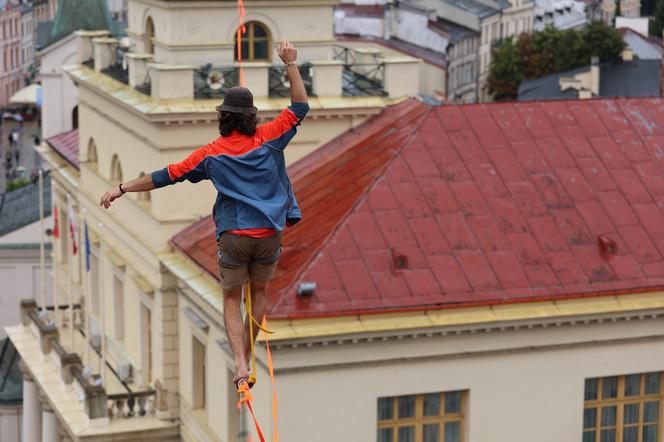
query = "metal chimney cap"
xmin=297 ymin=282 xmax=317 ymax=297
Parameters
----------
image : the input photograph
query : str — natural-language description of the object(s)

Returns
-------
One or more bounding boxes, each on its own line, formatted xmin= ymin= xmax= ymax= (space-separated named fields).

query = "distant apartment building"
xmin=602 ymin=0 xmax=641 ymax=23
xmin=20 ymin=0 xmax=35 ymax=76
xmin=335 ymin=0 xmax=535 ymax=102
xmin=534 ymin=0 xmax=587 ymax=30
xmin=0 ymin=0 xmax=22 ymax=107
xmin=32 ymin=0 xmax=56 ymax=25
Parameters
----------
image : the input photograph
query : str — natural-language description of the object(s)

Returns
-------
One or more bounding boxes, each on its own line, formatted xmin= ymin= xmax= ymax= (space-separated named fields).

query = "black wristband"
xmin=119 ymin=183 xmax=126 ymax=194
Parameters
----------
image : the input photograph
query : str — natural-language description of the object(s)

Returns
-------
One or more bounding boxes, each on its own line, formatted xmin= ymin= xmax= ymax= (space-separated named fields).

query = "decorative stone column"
xmin=41 ymin=401 xmax=59 ymax=442
xmin=20 ymin=361 xmax=42 ymax=442
xmin=148 ymin=63 xmax=195 ymax=100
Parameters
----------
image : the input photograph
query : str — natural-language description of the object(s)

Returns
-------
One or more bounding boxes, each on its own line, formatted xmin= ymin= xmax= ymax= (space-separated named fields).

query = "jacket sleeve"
xmin=256 ymin=102 xmax=310 ymax=151
xmin=151 ymin=144 xmax=211 ymax=188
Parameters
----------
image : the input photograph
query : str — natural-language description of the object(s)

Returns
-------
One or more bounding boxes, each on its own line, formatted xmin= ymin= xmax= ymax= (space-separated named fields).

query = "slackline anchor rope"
xmin=237 ymin=282 xmax=279 ymax=442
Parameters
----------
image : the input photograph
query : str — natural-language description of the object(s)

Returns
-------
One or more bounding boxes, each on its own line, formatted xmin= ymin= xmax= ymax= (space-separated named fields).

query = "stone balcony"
xmin=5 ymin=300 xmax=178 ymax=442
xmin=75 ymin=30 xmax=421 ymax=102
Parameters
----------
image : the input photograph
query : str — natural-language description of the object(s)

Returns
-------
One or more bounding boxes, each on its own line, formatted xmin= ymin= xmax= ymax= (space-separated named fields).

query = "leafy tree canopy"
xmin=488 ymin=21 xmax=625 ymax=101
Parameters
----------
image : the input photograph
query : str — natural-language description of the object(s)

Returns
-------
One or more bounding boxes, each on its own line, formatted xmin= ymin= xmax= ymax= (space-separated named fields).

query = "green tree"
xmin=580 ymin=21 xmax=626 ymax=63
xmin=487 ymin=37 xmax=524 ymax=101
xmin=651 ymin=0 xmax=664 ymax=36
xmin=488 ymin=21 xmax=625 ymax=100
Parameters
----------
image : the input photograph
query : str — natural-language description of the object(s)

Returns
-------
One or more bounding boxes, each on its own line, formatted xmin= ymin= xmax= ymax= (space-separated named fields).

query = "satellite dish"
xmin=207 ymin=71 xmax=225 ymax=90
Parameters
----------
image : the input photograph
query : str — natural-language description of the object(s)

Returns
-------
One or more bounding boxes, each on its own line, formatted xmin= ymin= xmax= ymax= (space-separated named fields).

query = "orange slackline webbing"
xmin=237 ymin=0 xmax=247 ymax=86
xmin=237 ymin=283 xmax=279 ymax=442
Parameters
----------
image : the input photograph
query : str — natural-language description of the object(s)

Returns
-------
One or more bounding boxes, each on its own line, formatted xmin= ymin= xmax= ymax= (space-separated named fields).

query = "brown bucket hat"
xmin=215 ymin=86 xmax=258 ymax=114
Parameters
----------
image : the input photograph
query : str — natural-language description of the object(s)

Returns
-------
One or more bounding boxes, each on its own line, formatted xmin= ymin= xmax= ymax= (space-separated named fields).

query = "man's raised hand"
xmin=277 ymin=41 xmax=297 ymax=66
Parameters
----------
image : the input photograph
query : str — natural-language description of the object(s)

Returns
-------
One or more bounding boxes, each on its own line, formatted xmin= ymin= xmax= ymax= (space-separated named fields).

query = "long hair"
xmin=218 ymin=111 xmax=257 ymax=137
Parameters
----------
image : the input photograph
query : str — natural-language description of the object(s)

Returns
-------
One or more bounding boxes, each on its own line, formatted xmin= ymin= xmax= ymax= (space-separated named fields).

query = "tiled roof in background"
xmin=0 ymin=175 xmax=51 ymax=237
xmin=45 ymin=128 xmax=79 ymax=169
xmin=173 ymin=97 xmax=664 ymax=319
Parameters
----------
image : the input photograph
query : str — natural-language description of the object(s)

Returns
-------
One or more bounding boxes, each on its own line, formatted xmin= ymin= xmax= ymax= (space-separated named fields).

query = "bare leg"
xmin=223 ymin=286 xmax=249 ymax=383
xmin=243 ymin=280 xmax=269 ymax=368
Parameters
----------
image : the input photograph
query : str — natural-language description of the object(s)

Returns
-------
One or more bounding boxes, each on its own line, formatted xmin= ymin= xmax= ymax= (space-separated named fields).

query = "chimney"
xmin=621 ymin=48 xmax=634 ymax=61
xmin=590 ymin=56 xmax=600 ymax=96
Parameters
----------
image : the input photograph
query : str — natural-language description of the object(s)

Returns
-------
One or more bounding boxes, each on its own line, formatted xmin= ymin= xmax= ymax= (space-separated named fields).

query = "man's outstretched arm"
xmin=278 ymin=41 xmax=308 ymax=104
xmin=100 ymin=174 xmax=155 ymax=209
xmin=100 ymin=144 xmax=211 ymax=209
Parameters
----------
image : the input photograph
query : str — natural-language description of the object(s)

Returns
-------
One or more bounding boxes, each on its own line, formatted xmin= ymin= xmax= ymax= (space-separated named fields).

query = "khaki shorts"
xmin=217 ymin=232 xmax=282 ymax=291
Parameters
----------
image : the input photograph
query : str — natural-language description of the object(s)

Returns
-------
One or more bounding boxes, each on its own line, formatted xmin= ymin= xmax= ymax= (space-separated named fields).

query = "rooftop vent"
xmin=391 ymin=249 xmax=409 ymax=272
xmin=598 ymin=235 xmax=617 ymax=258
xmin=297 ymin=282 xmax=317 ymax=297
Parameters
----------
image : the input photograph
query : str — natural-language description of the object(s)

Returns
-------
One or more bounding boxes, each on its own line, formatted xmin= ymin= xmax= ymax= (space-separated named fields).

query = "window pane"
xmin=378 ymin=428 xmax=393 ymax=442
xmin=424 ymin=394 xmax=440 ymax=416
xmin=643 ymin=425 xmax=658 ymax=442
xmin=602 ymin=377 xmax=618 ymax=399
xmin=445 ymin=391 xmax=462 ymax=414
xmin=378 ymin=398 xmax=393 ymax=420
xmin=398 ymin=396 xmax=416 ymax=419
xmin=585 ymin=378 xmax=598 ymax=400
xmin=600 ymin=429 xmax=616 ymax=442
xmin=583 ymin=431 xmax=595 ymax=442
xmin=423 ymin=424 xmax=439 ymax=442
xmin=584 ymin=408 xmax=596 ymax=429
xmin=444 ymin=421 xmax=461 ymax=442
xmin=253 ymin=40 xmax=268 ymax=60
xmin=398 ymin=426 xmax=414 ymax=442
xmin=601 ymin=406 xmax=616 ymax=426
xmin=624 ymin=375 xmax=641 ymax=396
xmin=252 ymin=23 xmax=268 ymax=38
xmin=623 ymin=427 xmax=638 ymax=442
xmin=624 ymin=403 xmax=639 ymax=424
xmin=645 ymin=373 xmax=660 ymax=395
xmin=644 ymin=401 xmax=659 ymax=423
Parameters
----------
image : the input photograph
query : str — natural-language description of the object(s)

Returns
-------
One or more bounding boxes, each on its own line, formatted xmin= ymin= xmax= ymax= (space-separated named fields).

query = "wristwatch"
xmin=119 ymin=183 xmax=126 ymax=195
xmin=285 ymin=62 xmax=297 ymax=68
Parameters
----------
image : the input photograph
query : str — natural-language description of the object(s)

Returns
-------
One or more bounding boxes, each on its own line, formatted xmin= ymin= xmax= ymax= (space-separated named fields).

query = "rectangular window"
xmin=112 ymin=268 xmax=124 ymax=340
xmin=377 ymin=391 xmax=466 ymax=442
xmin=583 ymin=373 xmax=663 ymax=442
xmin=192 ymin=336 xmax=206 ymax=409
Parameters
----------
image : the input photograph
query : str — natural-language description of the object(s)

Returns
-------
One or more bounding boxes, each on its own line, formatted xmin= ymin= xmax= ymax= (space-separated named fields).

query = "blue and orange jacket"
xmin=151 ymin=102 xmax=309 ymax=239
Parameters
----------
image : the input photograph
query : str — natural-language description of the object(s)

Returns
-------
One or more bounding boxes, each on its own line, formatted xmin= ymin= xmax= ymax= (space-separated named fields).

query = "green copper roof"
xmin=50 ymin=0 xmax=113 ymax=44
xmin=0 ymin=339 xmax=22 ymax=406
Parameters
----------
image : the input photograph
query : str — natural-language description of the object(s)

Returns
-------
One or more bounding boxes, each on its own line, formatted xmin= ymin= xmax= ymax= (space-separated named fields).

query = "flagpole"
xmin=82 ymin=208 xmax=90 ymax=366
xmin=38 ymin=169 xmax=46 ymax=314
xmin=98 ymin=222 xmax=107 ymax=387
xmin=53 ymin=204 xmax=59 ymax=328
xmin=66 ymin=194 xmax=75 ymax=349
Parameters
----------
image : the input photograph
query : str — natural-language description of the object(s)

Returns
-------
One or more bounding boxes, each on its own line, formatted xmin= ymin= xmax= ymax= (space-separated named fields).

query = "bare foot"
xmin=233 ymin=368 xmax=251 ymax=386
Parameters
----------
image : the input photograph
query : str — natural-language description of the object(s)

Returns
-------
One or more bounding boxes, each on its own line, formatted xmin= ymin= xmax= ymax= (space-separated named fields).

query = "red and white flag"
xmin=52 ymin=206 xmax=60 ymax=239
xmin=67 ymin=196 xmax=78 ymax=256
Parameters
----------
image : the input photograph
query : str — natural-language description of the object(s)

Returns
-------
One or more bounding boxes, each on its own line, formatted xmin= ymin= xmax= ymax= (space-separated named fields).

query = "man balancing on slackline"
xmin=100 ymin=41 xmax=308 ymax=388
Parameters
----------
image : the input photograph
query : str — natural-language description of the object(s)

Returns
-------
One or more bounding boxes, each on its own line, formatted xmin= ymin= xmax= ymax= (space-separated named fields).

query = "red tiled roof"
xmin=45 ymin=128 xmax=79 ymax=169
xmin=172 ymin=98 xmax=664 ymax=319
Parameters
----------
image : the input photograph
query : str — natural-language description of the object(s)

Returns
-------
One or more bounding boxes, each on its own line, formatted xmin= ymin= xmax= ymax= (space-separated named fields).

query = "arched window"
xmin=87 ymin=139 xmax=98 ymax=169
xmin=110 ymin=154 xmax=123 ymax=183
xmin=137 ymin=172 xmax=151 ymax=203
xmin=234 ymin=21 xmax=270 ymax=61
xmin=145 ymin=16 xmax=155 ymax=54
xmin=72 ymin=105 xmax=78 ymax=130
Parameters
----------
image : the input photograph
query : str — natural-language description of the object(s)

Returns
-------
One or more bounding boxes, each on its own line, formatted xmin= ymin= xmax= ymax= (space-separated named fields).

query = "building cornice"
xmin=65 ymin=64 xmax=393 ymax=126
